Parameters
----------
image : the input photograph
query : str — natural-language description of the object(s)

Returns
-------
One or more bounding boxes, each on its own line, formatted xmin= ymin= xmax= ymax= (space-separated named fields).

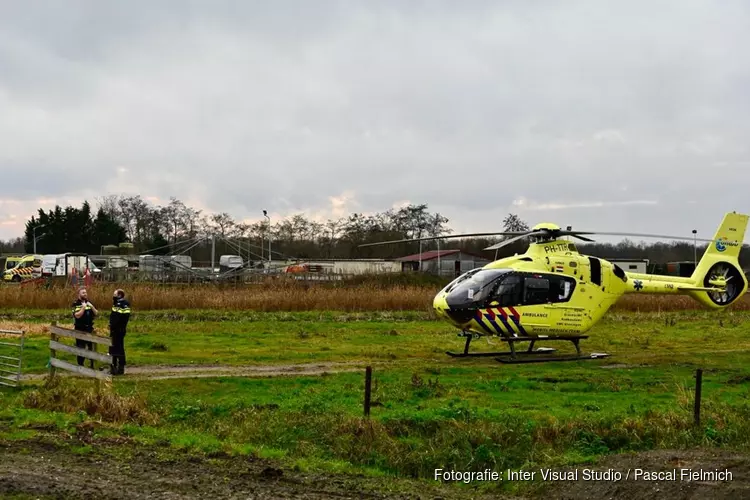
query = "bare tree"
xmin=161 ymin=197 xmax=190 ymax=246
xmin=95 ymin=194 xmax=123 ymax=222
xmin=502 ymin=213 xmax=530 ymax=233
xmin=207 ymin=212 xmax=236 ymax=238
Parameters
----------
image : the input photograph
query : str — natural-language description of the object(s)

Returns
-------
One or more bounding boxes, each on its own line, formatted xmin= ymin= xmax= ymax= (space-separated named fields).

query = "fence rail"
xmin=48 ymin=323 xmax=112 ymax=381
xmin=0 ymin=329 xmax=25 ymax=388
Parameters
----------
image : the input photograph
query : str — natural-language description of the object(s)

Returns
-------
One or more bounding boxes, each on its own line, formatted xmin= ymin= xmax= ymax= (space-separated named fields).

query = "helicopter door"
xmin=588 ymin=257 xmax=601 ymax=286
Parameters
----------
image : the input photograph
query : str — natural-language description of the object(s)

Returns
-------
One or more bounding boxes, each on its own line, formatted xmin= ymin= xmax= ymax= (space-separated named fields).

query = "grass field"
xmin=3 ymin=305 xmax=750 ymax=497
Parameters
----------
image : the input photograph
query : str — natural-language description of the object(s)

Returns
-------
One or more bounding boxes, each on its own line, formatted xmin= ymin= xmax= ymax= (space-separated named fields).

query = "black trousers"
xmin=75 ymin=326 xmax=94 ymax=367
xmin=110 ymin=327 xmax=126 ymax=374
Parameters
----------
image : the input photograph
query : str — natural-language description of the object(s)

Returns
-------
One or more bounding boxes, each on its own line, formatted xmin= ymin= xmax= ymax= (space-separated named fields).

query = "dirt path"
xmin=21 ymin=361 xmax=375 ymax=381
xmin=0 ymin=440 xmax=508 ymax=500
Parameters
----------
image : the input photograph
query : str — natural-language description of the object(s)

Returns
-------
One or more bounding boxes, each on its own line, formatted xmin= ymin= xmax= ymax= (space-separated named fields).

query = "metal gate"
xmin=0 ymin=329 xmax=25 ymax=388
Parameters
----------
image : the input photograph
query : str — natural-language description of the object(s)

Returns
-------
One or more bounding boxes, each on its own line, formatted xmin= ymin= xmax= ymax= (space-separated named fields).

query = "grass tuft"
xmin=22 ymin=377 xmax=157 ymax=425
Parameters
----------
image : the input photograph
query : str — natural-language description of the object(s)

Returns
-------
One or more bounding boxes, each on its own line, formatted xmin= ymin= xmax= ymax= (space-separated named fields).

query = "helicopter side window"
xmin=489 ymin=275 xmax=523 ymax=306
xmin=444 ymin=268 xmax=512 ymax=308
xmin=523 ymin=276 xmax=549 ymax=305
xmin=442 ymin=268 xmax=481 ymax=294
xmin=546 ymin=274 xmax=576 ymax=303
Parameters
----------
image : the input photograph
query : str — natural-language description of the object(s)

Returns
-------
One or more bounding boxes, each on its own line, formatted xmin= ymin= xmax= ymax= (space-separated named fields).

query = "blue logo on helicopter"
xmin=716 ymin=239 xmax=726 ymax=252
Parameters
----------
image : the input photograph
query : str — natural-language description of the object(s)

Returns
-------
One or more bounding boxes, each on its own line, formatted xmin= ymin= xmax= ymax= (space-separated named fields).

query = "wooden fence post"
xmin=47 ymin=324 xmax=112 ymax=383
xmin=694 ymin=368 xmax=703 ymax=426
xmin=364 ymin=366 xmax=372 ymax=417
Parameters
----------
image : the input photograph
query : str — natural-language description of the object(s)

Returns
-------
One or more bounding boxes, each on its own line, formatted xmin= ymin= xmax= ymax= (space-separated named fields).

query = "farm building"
xmin=605 ymin=258 xmax=650 ymax=274
xmin=396 ymin=249 xmax=490 ymax=276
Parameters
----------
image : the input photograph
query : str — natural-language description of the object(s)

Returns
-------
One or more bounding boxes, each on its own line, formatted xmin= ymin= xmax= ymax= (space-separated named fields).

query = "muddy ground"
xmin=10 ymin=360 xmax=750 ymax=498
xmin=0 ymin=439 xmax=508 ymax=500
xmin=1 ymin=439 xmax=749 ymax=499
xmin=543 ymin=448 xmax=750 ymax=500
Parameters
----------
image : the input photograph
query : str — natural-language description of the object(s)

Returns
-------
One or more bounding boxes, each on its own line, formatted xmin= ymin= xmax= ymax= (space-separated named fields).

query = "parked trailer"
xmin=284 ymin=259 xmax=401 ymax=275
xmin=42 ymin=253 xmax=100 ymax=278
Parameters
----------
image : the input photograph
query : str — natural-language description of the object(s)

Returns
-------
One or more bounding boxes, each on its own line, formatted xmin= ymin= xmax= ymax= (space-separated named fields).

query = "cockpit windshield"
xmin=444 ymin=268 xmax=512 ymax=308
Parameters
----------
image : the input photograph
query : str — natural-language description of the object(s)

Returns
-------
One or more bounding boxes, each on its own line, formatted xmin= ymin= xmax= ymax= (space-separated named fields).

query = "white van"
xmin=41 ymin=253 xmax=101 ymax=277
xmin=41 ymin=254 xmax=61 ymax=277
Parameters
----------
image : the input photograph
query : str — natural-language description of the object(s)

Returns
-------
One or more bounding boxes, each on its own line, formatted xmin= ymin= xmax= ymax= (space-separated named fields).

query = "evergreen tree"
xmin=23 ymin=201 xmax=127 ymax=253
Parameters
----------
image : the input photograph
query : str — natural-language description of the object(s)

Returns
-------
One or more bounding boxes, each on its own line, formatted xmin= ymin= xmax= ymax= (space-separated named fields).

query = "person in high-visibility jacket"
xmin=109 ymin=289 xmax=131 ymax=375
xmin=72 ymin=287 xmax=97 ymax=367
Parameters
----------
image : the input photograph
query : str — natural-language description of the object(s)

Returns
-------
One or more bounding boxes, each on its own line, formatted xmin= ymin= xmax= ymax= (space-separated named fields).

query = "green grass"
xmin=3 ymin=308 xmax=750 ymax=494
xmin=8 ymin=308 xmax=750 ymax=372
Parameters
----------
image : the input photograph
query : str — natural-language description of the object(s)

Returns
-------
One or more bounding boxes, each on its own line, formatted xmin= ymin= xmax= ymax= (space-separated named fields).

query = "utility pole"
xmin=437 ymin=238 xmax=441 ymax=277
xmin=692 ymin=229 xmax=697 ymax=267
xmin=418 ymin=240 xmax=422 ymax=272
xmin=263 ymin=210 xmax=271 ymax=266
xmin=33 ymin=224 xmax=45 ymax=254
xmin=211 ymin=234 xmax=216 ymax=273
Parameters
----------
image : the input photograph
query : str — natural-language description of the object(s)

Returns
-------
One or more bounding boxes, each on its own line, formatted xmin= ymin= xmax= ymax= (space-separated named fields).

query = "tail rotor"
xmin=703 ymin=262 xmax=743 ymax=306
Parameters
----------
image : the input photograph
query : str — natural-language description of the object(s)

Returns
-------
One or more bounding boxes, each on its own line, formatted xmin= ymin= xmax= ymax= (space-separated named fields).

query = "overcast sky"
xmin=1 ymin=0 xmax=749 ymax=244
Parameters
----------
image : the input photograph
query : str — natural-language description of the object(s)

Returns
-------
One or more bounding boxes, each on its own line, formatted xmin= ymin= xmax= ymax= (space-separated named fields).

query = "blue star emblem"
xmin=633 ymin=280 xmax=643 ymax=291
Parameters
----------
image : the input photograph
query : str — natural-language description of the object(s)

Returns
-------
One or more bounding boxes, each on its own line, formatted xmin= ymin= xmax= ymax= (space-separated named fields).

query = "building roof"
xmin=395 ymin=249 xmax=487 ymax=262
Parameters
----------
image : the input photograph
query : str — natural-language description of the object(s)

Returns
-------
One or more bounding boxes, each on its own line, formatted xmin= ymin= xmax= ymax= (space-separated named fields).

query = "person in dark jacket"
xmin=109 ymin=288 xmax=131 ymax=375
xmin=72 ymin=287 xmax=97 ymax=367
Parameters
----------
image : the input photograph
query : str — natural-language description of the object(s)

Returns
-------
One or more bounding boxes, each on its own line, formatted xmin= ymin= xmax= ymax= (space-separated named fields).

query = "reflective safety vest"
xmin=110 ymin=298 xmax=131 ymax=330
xmin=72 ymin=300 xmax=95 ymax=330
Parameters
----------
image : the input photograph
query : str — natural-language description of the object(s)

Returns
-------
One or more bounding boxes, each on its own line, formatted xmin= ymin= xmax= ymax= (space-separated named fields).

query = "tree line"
xmin=1 ymin=195 xmax=747 ymax=268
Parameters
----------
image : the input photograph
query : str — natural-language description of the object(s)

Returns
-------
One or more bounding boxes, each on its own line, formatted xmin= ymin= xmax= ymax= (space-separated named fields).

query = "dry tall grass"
xmin=24 ymin=377 xmax=157 ymax=424
xmin=1 ymin=282 xmax=749 ymax=312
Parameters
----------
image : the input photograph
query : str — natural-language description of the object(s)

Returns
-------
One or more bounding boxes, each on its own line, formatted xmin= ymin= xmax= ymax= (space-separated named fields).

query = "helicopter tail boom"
xmin=620 ymin=212 xmax=748 ymax=308
xmin=684 ymin=211 xmax=748 ymax=308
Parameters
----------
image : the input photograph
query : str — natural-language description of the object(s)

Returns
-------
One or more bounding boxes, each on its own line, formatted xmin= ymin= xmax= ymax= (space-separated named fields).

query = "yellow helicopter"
xmin=360 ymin=211 xmax=749 ymax=363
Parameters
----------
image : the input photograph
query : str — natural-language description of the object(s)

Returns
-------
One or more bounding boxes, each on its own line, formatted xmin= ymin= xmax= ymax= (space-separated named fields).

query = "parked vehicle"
xmin=2 ymin=254 xmax=42 ymax=282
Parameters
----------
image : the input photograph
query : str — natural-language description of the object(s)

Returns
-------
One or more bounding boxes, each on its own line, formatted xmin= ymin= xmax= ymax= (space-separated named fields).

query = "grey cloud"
xmin=0 ymin=1 xmax=749 ymax=241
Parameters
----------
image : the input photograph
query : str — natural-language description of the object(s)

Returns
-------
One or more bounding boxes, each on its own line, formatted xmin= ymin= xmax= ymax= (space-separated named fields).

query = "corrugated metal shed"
xmin=396 ymin=249 xmax=490 ymax=276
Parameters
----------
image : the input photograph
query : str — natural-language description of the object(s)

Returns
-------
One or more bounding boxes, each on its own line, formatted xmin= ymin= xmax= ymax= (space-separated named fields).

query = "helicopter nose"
xmin=432 ymin=292 xmax=449 ymax=318
xmin=433 ymin=292 xmax=476 ymax=325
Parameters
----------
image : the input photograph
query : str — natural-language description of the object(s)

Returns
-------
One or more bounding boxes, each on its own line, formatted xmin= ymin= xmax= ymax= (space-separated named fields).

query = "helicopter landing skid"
xmin=446 ymin=333 xmax=558 ymax=358
xmin=446 ymin=332 xmax=609 ymax=363
xmin=496 ymin=335 xmax=609 ymax=363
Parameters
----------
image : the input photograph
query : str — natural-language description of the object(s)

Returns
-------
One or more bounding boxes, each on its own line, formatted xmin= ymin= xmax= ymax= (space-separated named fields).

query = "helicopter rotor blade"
xmin=570 ymin=234 xmax=596 ymax=242
xmin=570 ymin=231 xmax=718 ymax=243
xmin=357 ymin=231 xmax=530 ymax=247
xmin=358 ymin=227 xmax=743 ymax=249
xmin=483 ymin=232 xmax=540 ymax=251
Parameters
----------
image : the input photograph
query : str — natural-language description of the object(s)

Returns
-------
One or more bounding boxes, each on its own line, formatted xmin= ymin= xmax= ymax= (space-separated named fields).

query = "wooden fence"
xmin=0 ymin=329 xmax=24 ymax=388
xmin=48 ymin=323 xmax=112 ymax=382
